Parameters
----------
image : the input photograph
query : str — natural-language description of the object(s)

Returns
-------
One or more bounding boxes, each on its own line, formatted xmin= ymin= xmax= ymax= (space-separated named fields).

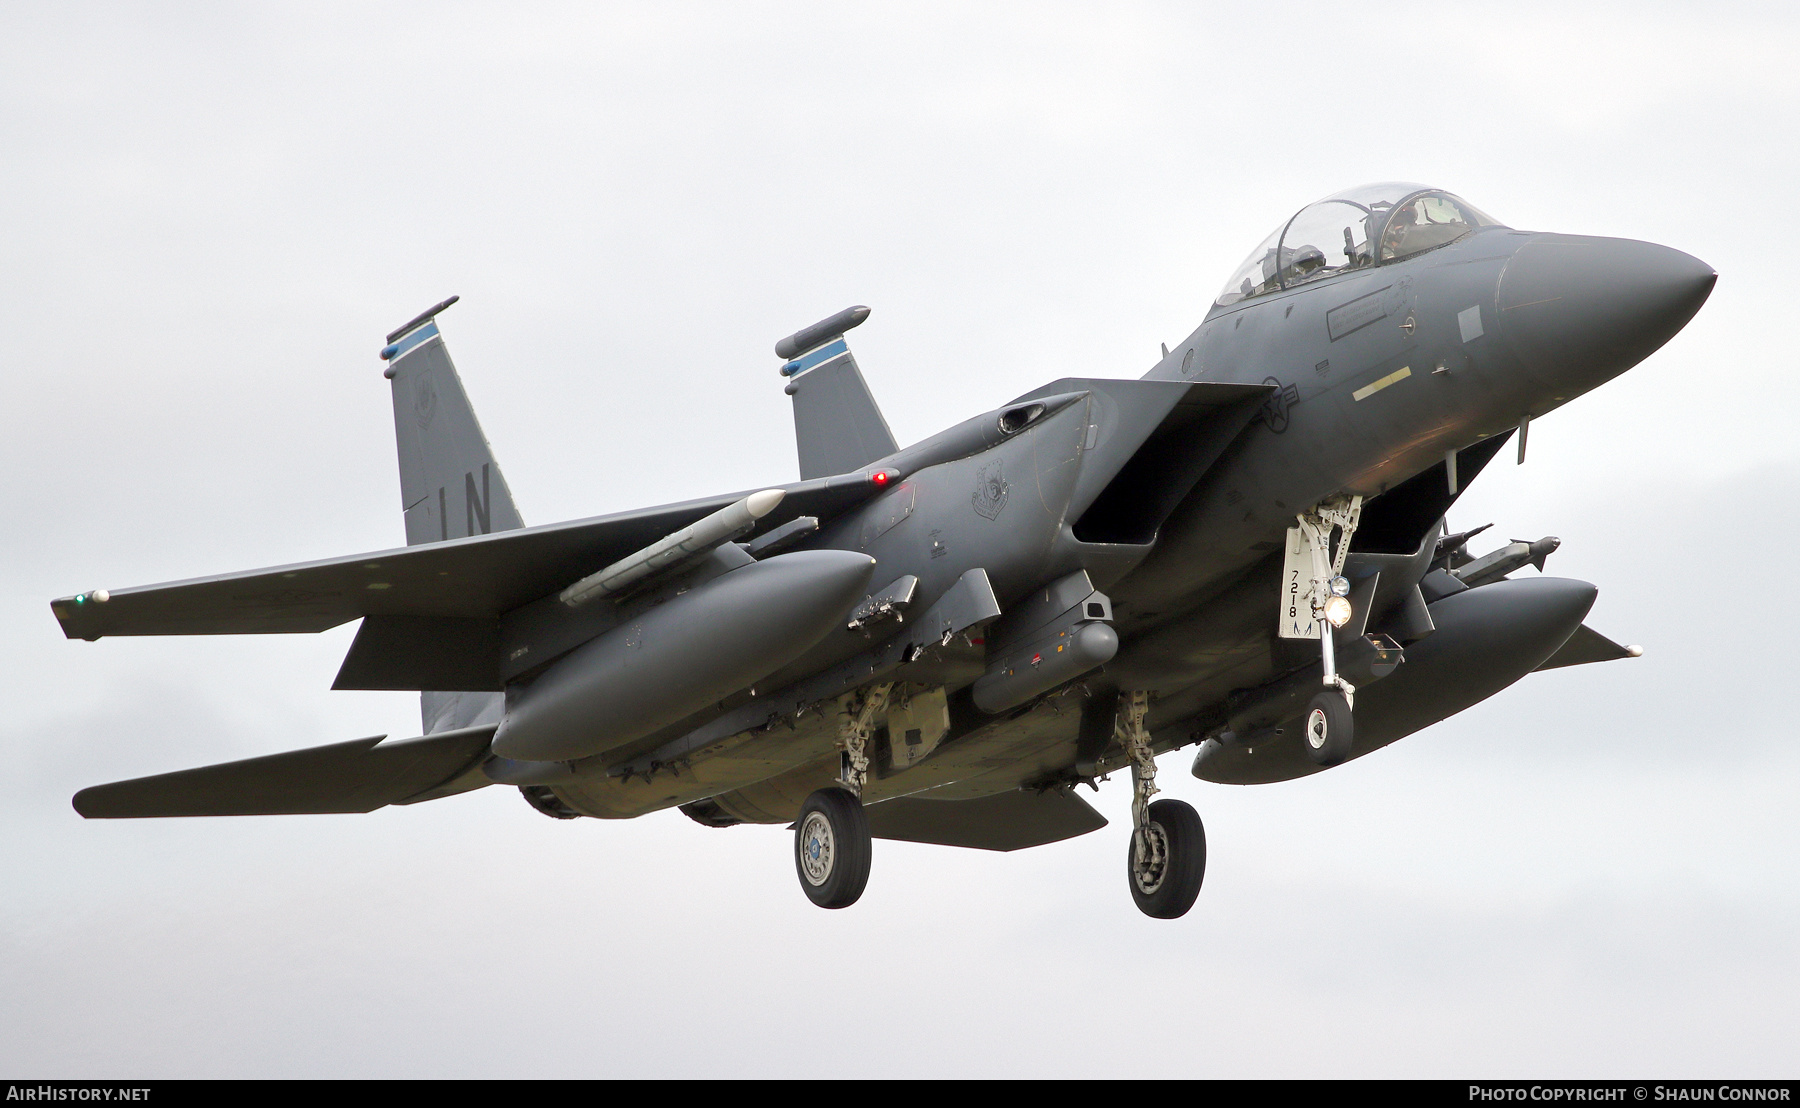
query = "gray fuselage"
xmin=551 ymin=219 xmax=1713 ymax=820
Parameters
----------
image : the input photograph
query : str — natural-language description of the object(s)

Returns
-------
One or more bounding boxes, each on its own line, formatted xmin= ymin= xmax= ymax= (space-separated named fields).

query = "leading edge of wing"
xmin=50 ymin=472 xmax=887 ymax=639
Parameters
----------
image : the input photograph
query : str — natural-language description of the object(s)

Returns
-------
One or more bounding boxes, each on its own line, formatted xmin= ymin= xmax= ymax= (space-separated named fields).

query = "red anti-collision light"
xmin=871 ymin=470 xmax=892 ymax=486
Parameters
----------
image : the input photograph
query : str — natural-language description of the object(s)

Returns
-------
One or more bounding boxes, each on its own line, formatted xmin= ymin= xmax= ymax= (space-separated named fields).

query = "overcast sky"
xmin=2 ymin=1 xmax=1796 ymax=1078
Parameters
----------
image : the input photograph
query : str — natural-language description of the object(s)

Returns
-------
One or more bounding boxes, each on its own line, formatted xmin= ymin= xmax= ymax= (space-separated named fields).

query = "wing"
xmin=49 ymin=472 xmax=889 ymax=640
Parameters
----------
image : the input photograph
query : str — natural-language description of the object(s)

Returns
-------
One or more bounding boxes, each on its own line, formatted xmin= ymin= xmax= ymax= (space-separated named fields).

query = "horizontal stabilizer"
xmin=1535 ymin=623 xmax=1641 ymax=671
xmin=864 ymin=788 xmax=1107 ymax=851
xmin=50 ymin=471 xmax=891 ymax=640
xmin=72 ymin=725 xmax=496 ymax=818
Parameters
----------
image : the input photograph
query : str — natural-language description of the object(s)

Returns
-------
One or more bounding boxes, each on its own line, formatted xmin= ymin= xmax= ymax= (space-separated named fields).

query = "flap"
xmin=332 ymin=615 xmax=502 ymax=691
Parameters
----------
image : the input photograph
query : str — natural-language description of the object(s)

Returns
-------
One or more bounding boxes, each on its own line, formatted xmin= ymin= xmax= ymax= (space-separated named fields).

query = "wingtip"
xmin=50 ymin=592 xmax=107 ymax=640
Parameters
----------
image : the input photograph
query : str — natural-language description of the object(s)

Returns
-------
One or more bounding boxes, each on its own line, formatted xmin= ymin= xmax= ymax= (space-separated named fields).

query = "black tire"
xmin=794 ymin=787 xmax=872 ymax=909
xmin=1303 ymin=688 xmax=1354 ymax=766
xmin=1127 ymin=798 xmax=1206 ymax=919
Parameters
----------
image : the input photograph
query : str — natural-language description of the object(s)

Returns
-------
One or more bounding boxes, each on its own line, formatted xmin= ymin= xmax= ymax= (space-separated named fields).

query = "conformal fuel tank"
xmin=491 ymin=549 xmax=876 ymax=762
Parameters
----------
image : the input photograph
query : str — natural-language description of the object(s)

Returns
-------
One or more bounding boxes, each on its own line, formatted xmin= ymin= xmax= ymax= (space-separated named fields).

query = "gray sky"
xmin=2 ymin=1 xmax=1796 ymax=1077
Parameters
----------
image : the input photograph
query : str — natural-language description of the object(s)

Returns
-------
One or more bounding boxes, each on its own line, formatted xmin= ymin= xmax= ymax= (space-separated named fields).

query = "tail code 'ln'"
xmin=380 ymin=298 xmax=520 ymax=734
xmin=381 ymin=299 xmax=525 ymax=546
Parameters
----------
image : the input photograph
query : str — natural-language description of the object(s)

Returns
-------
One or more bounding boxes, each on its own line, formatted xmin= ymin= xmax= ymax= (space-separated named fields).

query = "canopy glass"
xmin=1217 ymin=183 xmax=1502 ymax=306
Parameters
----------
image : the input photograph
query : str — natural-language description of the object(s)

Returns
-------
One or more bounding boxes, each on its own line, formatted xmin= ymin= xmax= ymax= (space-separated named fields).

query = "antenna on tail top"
xmin=381 ymin=295 xmax=461 ymax=354
xmin=776 ymin=305 xmax=870 ymax=368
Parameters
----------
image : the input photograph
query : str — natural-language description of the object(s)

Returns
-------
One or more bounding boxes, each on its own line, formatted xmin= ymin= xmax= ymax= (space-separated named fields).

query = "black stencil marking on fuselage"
xmin=1256 ymin=377 xmax=1301 ymax=433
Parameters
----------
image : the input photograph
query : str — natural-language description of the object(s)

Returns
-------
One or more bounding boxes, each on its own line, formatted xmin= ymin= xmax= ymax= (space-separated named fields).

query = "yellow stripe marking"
xmin=1353 ymin=366 xmax=1412 ymax=401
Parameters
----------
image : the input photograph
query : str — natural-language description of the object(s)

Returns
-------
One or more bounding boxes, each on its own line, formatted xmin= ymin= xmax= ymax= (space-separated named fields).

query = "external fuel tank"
xmin=491 ymin=549 xmax=877 ymax=763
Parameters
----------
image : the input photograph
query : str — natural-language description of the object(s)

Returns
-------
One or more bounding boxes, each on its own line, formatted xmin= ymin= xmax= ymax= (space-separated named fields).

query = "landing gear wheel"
xmin=1303 ymin=689 xmax=1354 ymax=767
xmin=794 ymin=787 xmax=872 ymax=909
xmin=1127 ymin=798 xmax=1206 ymax=919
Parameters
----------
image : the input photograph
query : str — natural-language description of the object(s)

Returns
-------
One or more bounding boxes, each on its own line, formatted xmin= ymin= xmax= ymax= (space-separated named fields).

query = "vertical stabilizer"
xmin=778 ymin=306 xmax=898 ymax=480
xmin=378 ymin=298 xmax=519 ymax=733
xmin=381 ymin=298 xmax=525 ymax=546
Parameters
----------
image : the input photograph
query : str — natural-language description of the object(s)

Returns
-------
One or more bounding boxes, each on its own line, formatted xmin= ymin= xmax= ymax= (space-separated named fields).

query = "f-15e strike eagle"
xmin=55 ymin=183 xmax=1714 ymax=918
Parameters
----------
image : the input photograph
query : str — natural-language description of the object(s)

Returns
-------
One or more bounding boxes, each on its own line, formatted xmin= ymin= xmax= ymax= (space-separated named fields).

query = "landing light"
xmin=1328 ymin=576 xmax=1351 ymax=597
xmin=1323 ymin=595 xmax=1353 ymax=627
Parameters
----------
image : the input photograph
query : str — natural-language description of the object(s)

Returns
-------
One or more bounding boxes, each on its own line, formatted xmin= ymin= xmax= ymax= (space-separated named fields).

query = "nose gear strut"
xmin=1292 ymin=494 xmax=1363 ymax=765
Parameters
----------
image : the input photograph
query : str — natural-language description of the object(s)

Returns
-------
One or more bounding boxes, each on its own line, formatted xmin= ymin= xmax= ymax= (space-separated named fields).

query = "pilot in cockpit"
xmin=1381 ymin=194 xmax=1492 ymax=260
xmin=1380 ymin=203 xmax=1420 ymax=259
xmin=1213 ymin=185 xmax=1502 ymax=309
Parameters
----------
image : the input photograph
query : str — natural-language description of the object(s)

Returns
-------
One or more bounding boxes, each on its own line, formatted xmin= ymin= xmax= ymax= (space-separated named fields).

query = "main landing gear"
xmin=795 ymin=786 xmax=870 ymax=909
xmin=793 ymin=682 xmax=889 ymax=910
xmin=787 ymin=683 xmax=1212 ymax=917
xmin=1118 ymin=690 xmax=1206 ymax=919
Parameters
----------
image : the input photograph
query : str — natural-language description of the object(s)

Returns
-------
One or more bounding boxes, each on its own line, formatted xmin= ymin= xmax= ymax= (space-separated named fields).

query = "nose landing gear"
xmin=1288 ymin=495 xmax=1363 ymax=767
xmin=1303 ymin=687 xmax=1354 ymax=766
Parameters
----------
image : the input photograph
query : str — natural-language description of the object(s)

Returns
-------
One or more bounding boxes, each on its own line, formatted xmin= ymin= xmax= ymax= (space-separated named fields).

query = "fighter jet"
xmin=53 ymin=182 xmax=1714 ymax=918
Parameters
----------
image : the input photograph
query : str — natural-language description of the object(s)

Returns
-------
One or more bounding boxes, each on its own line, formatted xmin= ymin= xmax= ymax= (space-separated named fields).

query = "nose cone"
xmin=1497 ymin=234 xmax=1715 ymax=392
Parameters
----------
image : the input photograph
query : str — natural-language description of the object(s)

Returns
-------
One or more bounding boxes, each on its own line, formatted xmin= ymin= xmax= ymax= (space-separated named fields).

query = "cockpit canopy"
xmin=1217 ymin=183 xmax=1502 ymax=307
